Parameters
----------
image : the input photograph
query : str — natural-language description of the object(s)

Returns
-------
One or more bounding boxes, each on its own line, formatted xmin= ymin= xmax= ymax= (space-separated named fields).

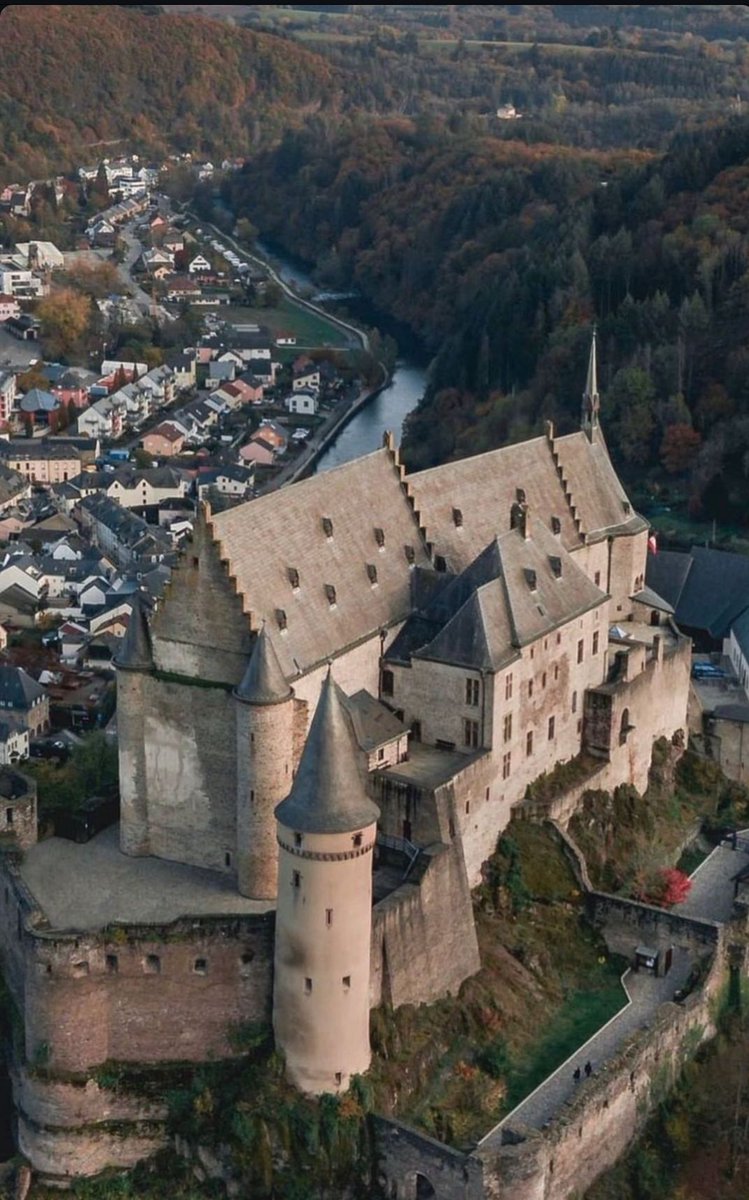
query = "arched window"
xmin=619 ymin=708 xmax=630 ymax=746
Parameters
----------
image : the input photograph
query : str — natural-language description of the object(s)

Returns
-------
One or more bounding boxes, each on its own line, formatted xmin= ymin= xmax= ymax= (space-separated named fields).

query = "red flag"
xmin=648 ymin=534 xmax=657 ymax=555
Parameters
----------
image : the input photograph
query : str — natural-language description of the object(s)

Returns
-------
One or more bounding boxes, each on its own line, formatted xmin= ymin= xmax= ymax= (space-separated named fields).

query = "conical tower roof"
xmin=115 ymin=596 xmax=153 ymax=671
xmin=275 ymin=670 xmax=380 ymax=835
xmin=235 ymin=624 xmax=292 ymax=705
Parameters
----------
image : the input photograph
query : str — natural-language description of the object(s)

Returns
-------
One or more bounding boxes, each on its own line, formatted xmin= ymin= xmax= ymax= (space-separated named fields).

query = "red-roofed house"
xmin=142 ymin=422 xmax=186 ymax=457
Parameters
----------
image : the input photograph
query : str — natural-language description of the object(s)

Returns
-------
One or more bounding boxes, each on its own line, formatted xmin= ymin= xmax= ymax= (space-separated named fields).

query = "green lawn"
xmin=502 ymin=976 xmax=627 ymax=1112
xmin=217 ymin=300 xmax=356 ymax=350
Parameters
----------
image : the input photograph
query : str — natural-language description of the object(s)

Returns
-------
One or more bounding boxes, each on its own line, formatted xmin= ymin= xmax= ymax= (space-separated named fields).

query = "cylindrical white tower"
xmin=273 ymin=669 xmax=380 ymax=1096
xmin=235 ymin=625 xmax=294 ymax=900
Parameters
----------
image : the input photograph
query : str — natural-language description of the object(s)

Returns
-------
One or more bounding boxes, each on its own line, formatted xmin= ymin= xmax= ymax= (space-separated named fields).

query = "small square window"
xmin=342 ymin=975 xmax=351 ymax=990
xmin=194 ymin=958 xmax=208 ymax=975
xmin=144 ymin=954 xmax=160 ymax=975
xmin=353 ymin=832 xmax=363 ymax=847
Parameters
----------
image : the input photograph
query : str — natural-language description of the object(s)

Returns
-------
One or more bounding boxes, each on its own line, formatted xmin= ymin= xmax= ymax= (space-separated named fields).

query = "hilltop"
xmin=0 ymin=5 xmax=338 ymax=183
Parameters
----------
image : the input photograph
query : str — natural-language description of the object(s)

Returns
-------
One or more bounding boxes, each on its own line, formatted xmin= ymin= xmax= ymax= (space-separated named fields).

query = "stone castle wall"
xmin=370 ymin=842 xmax=480 ymax=1010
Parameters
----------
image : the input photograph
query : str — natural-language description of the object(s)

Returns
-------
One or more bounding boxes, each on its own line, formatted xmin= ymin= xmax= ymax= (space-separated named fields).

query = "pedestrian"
xmin=584 ymin=1061 xmax=592 ymax=1077
xmin=573 ymin=1067 xmax=581 ymax=1083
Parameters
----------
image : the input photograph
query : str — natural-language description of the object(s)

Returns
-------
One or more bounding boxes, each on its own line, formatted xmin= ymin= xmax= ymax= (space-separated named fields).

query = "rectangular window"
xmin=505 ymin=673 xmax=513 ymax=700
xmin=594 ymin=571 xmax=601 ymax=587
xmin=572 ymin=690 xmax=577 ymax=714
xmin=144 ymin=955 xmax=160 ymax=975
xmin=502 ymin=751 xmax=511 ymax=780
xmin=342 ymin=975 xmax=351 ymax=990
xmin=542 ymin=672 xmax=547 ymax=689
xmin=304 ymin=977 xmax=312 ymax=994
xmin=5 ymin=807 xmax=12 ymax=826
xmin=326 ymin=909 xmax=333 ymax=927
xmin=592 ymin=632 xmax=599 ymax=655
xmin=292 ymin=871 xmax=301 ymax=889
xmin=526 ymin=731 xmax=533 ymax=756
xmin=194 ymin=958 xmax=208 ymax=975
xmin=554 ymin=664 xmax=559 ymax=680
xmin=503 ymin=713 xmax=512 ymax=742
xmin=548 ymin=716 xmax=555 ymax=740
xmin=381 ymin=669 xmax=394 ymax=697
xmin=528 ymin=680 xmax=534 ymax=698
xmin=465 ymin=678 xmax=480 ymax=706
xmin=105 ymin=954 xmax=118 ymax=975
xmin=577 ymin=639 xmax=584 ymax=664
xmin=463 ymin=719 xmax=479 ymax=749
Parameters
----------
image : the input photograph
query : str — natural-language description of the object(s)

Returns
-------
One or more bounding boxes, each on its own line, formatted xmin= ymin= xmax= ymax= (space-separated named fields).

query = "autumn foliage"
xmin=634 ymin=867 xmax=693 ymax=908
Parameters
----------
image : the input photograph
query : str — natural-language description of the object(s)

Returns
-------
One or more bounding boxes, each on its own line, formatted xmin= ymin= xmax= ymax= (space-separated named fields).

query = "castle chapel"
xmin=0 ymin=337 xmax=691 ymax=1181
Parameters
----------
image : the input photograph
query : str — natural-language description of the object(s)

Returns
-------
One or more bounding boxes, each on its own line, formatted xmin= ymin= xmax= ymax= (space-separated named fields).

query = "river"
xmin=257 ymin=242 xmax=429 ymax=471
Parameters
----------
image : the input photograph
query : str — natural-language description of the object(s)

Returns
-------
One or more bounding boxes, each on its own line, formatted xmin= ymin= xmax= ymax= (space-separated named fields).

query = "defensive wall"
xmin=376 ymin=867 xmax=740 ymax=1200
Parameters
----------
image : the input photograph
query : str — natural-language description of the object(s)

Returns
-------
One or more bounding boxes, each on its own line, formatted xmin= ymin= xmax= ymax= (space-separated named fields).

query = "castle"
xmin=0 ymin=336 xmax=691 ymax=1183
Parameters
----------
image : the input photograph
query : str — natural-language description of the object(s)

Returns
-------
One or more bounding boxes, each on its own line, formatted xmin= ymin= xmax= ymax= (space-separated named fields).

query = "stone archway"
xmin=415 ymin=1173 xmax=436 ymax=1199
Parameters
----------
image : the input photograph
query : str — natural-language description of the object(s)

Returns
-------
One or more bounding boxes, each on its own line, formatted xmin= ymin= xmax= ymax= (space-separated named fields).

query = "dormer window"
xmin=524 ymin=568 xmax=537 ymax=591
xmin=276 ymin=608 xmax=287 ymax=631
xmin=287 ymin=567 xmax=300 ymax=590
xmin=366 ymin=563 xmax=378 ymax=585
xmin=374 ymin=527 xmax=385 ymax=548
xmin=549 ymin=555 xmax=562 ymax=578
xmin=325 ymin=583 xmax=337 ymax=607
xmin=551 ymin=516 xmax=561 ymax=535
xmin=322 ymin=516 xmax=333 ymax=539
xmin=452 ymin=507 xmax=463 ymax=528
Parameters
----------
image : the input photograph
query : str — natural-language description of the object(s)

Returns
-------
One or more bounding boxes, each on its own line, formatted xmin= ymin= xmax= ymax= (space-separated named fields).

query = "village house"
xmin=187 ymin=254 xmax=212 ymax=274
xmin=0 ymin=441 xmax=83 ymax=486
xmin=0 ymin=665 xmax=49 ymax=738
xmin=0 ymin=294 xmax=21 ymax=323
xmin=142 ymin=422 xmax=187 ymax=458
xmin=285 ymin=388 xmax=319 ymax=416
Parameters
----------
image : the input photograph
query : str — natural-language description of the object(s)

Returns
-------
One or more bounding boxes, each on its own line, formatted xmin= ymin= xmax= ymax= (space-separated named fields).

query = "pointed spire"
xmin=275 ymin=669 xmax=380 ymax=835
xmin=582 ymin=325 xmax=600 ymax=441
xmin=235 ymin=624 xmax=292 ymax=706
xmin=115 ymin=596 xmax=153 ymax=671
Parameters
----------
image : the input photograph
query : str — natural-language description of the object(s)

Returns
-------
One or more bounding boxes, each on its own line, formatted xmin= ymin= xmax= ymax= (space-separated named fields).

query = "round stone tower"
xmin=273 ymin=669 xmax=380 ymax=1096
xmin=114 ymin=597 xmax=153 ymax=856
xmin=235 ymin=624 xmax=294 ymax=900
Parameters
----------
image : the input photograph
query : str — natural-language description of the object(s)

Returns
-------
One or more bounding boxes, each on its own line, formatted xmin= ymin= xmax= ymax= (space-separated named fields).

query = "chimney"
xmin=520 ymin=503 xmax=530 ymax=540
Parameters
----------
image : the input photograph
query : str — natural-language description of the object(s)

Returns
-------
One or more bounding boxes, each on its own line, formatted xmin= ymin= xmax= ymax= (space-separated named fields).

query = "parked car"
xmin=54 ymin=794 xmax=120 ymax=844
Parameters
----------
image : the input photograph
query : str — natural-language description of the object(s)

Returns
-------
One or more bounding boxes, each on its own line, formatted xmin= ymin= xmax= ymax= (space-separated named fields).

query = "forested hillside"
xmin=0 ymin=5 xmax=338 ymax=182
xmin=228 ymin=116 xmax=749 ymax=524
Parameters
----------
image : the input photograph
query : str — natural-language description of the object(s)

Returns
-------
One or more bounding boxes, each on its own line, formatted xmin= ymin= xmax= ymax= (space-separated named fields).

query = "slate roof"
xmin=342 ymin=689 xmax=407 ymax=751
xmin=115 ymin=598 xmax=153 ymax=671
xmin=235 ymin=625 xmax=291 ymax=705
xmin=389 ymin=518 xmax=603 ymax=671
xmin=209 ymin=448 xmax=432 ymax=677
xmin=409 ymin=429 xmax=644 ymax=573
xmin=19 ymin=388 xmax=60 ymax=414
xmin=275 ymin=671 xmax=380 ymax=835
xmin=632 ymin=585 xmax=674 ymax=614
xmin=647 ymin=546 xmax=749 ymax=640
xmin=0 ymin=665 xmax=45 ymax=709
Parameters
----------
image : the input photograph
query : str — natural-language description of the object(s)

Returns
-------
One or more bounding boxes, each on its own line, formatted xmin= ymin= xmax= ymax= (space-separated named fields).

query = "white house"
xmin=0 ymin=721 xmax=29 ymax=764
xmin=188 ymin=254 xmax=212 ymax=274
xmin=285 ymin=389 xmax=319 ymax=416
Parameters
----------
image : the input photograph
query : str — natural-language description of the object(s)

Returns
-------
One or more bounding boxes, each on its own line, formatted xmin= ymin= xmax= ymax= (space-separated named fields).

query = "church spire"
xmin=582 ymin=325 xmax=600 ymax=442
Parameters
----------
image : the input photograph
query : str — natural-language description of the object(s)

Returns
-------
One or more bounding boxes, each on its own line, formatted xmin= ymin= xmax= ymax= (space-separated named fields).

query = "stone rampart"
xmin=370 ymin=841 xmax=480 ymax=1010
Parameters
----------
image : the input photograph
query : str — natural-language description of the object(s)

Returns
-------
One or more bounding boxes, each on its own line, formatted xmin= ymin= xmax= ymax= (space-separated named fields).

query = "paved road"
xmin=479 ymin=836 xmax=747 ymax=1145
xmin=116 ymin=227 xmax=174 ymax=324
